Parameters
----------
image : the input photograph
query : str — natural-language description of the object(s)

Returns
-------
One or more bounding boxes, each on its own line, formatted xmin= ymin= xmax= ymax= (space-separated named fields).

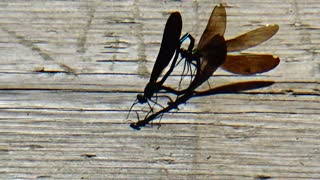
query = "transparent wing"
xmin=149 ymin=12 xmax=182 ymax=82
xmin=197 ymin=4 xmax=226 ymax=50
xmin=221 ymin=54 xmax=280 ymax=75
xmin=226 ymin=24 xmax=279 ymax=52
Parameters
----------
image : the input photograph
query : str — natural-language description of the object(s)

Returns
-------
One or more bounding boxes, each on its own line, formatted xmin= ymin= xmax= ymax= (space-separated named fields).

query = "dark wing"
xmin=221 ymin=54 xmax=280 ymax=75
xmin=186 ymin=5 xmax=226 ymax=91
xmin=197 ymin=4 xmax=226 ymax=50
xmin=188 ymin=35 xmax=227 ymax=91
xmin=149 ymin=12 xmax=182 ymax=83
xmin=226 ymin=24 xmax=279 ymax=52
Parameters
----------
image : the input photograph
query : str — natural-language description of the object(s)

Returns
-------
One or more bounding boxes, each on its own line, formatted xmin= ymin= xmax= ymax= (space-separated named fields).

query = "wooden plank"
xmin=0 ymin=0 xmax=319 ymax=179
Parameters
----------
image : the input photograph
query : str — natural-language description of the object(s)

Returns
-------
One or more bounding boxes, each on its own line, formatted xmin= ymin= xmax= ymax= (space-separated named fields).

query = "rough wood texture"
xmin=0 ymin=0 xmax=319 ymax=179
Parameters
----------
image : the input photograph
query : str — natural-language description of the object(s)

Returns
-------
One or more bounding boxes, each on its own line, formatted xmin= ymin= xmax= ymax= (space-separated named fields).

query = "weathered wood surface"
xmin=0 ymin=0 xmax=319 ymax=179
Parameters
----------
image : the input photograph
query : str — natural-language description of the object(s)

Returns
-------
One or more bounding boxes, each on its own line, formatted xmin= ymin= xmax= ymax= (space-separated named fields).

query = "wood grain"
xmin=0 ymin=0 xmax=319 ymax=179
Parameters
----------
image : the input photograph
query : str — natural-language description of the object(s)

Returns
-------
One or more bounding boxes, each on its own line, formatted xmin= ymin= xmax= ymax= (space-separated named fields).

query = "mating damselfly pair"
xmin=127 ymin=4 xmax=280 ymax=130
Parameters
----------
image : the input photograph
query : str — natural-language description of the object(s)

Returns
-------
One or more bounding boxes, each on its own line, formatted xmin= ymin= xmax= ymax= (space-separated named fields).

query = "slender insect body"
xmin=127 ymin=12 xmax=184 ymax=118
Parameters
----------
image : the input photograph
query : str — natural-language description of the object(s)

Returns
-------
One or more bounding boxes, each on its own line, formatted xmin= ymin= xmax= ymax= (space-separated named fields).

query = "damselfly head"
xmin=137 ymin=94 xmax=147 ymax=104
